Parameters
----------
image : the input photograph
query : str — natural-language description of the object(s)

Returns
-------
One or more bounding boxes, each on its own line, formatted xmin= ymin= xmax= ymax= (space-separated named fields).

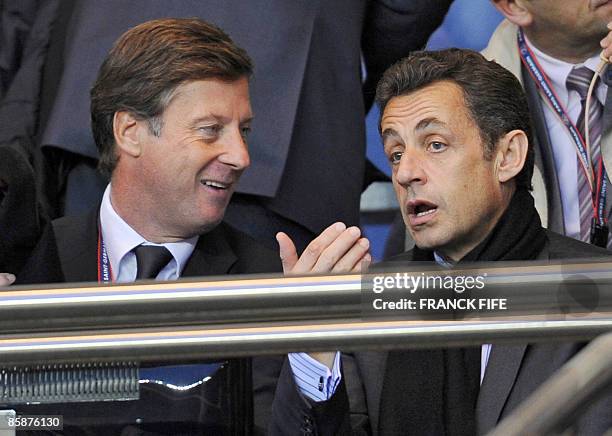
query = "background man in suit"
xmin=14 ymin=17 xmax=371 ymax=434
xmin=269 ymin=49 xmax=612 ymax=435
xmin=484 ymin=0 xmax=612 ymax=248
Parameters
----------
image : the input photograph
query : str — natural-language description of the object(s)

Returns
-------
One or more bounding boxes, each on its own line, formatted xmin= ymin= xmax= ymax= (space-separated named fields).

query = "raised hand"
xmin=277 ymin=222 xmax=371 ymax=275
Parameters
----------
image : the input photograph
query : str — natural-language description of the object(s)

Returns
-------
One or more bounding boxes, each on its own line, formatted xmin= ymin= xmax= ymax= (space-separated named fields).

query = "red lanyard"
xmin=97 ymin=227 xmax=113 ymax=283
xmin=517 ymin=29 xmax=608 ymax=228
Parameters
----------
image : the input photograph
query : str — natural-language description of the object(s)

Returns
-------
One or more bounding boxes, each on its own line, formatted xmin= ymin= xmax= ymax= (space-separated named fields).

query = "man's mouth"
xmin=200 ymin=179 xmax=231 ymax=190
xmin=592 ymin=0 xmax=612 ymax=8
xmin=407 ymin=200 xmax=438 ymax=225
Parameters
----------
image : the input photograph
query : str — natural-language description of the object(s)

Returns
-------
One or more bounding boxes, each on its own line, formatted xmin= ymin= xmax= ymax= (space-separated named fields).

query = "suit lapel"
xmin=355 ymin=350 xmax=388 ymax=435
xmin=182 ymin=225 xmax=238 ymax=277
xmin=54 ymin=210 xmax=99 ymax=282
xmin=522 ymin=64 xmax=565 ymax=234
xmin=476 ymin=344 xmax=528 ymax=433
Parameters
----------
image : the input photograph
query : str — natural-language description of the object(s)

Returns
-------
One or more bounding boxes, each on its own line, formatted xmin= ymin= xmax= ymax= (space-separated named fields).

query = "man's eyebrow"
xmin=415 ymin=117 xmax=446 ymax=132
xmin=189 ymin=114 xmax=254 ymax=126
xmin=381 ymin=128 xmax=402 ymax=144
xmin=189 ymin=115 xmax=219 ymax=127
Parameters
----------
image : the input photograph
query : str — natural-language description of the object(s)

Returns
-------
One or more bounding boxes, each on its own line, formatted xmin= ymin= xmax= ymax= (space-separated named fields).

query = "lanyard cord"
xmin=97 ymin=226 xmax=113 ymax=283
xmin=517 ymin=29 xmax=609 ymax=225
xmin=585 ymin=55 xmax=608 ymax=160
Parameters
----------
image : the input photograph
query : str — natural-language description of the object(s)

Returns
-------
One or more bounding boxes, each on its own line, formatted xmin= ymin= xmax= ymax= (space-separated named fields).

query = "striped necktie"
xmin=566 ymin=66 xmax=605 ymax=245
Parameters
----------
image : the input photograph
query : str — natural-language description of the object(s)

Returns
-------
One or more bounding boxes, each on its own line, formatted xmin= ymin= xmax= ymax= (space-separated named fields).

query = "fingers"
xmin=351 ymin=252 xmax=372 ymax=273
xmin=280 ymin=222 xmax=373 ymax=276
xmin=285 ymin=221 xmax=372 ymax=275
xmin=310 ymin=225 xmax=365 ymax=273
xmin=276 ymin=232 xmax=299 ymax=274
xmin=330 ymin=237 xmax=370 ymax=273
xmin=0 ymin=273 xmax=15 ymax=287
xmin=600 ymin=22 xmax=612 ymax=62
xmin=290 ymin=222 xmax=348 ymax=274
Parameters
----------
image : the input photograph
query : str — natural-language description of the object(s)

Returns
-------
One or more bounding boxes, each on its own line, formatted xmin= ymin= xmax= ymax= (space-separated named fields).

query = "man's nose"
xmin=218 ymin=129 xmax=250 ymax=170
xmin=395 ymin=148 xmax=426 ymax=187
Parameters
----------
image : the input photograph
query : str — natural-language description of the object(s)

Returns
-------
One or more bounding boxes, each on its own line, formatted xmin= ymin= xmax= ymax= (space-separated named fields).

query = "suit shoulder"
xmin=18 ymin=210 xmax=99 ymax=285
xmin=544 ymin=230 xmax=612 ymax=260
xmin=17 ymin=220 xmax=64 ymax=285
xmin=218 ymin=222 xmax=282 ymax=273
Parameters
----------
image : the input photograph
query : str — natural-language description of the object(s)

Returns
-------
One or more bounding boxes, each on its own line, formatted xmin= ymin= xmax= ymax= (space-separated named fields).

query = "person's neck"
xmin=109 ymin=184 xmax=184 ymax=244
xmin=438 ymin=187 xmax=515 ymax=262
xmin=523 ymin=28 xmax=600 ymax=64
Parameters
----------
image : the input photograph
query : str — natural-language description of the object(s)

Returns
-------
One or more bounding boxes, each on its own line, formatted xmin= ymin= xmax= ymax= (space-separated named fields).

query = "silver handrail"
xmin=0 ymin=260 xmax=611 ymax=365
xmin=2 ymin=259 xmax=612 ymax=334
xmin=0 ymin=317 xmax=611 ymax=366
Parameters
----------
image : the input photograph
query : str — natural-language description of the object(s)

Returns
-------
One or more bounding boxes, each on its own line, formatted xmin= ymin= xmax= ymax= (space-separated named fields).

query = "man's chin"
xmin=411 ymin=232 xmax=447 ymax=253
xmin=196 ymin=215 xmax=224 ymax=234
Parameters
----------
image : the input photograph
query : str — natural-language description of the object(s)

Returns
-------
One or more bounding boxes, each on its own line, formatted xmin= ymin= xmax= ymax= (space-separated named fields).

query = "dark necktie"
xmin=134 ymin=245 xmax=173 ymax=280
xmin=566 ymin=66 xmax=605 ymax=245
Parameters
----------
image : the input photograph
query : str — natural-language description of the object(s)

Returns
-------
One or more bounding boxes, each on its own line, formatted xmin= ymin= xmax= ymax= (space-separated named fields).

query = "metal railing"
xmin=1 ymin=261 xmax=612 ymax=433
xmin=0 ymin=261 xmax=611 ymax=364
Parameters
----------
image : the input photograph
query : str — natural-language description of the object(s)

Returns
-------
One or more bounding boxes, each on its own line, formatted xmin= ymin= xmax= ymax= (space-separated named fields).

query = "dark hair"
xmin=375 ymin=48 xmax=534 ymax=191
xmin=91 ymin=18 xmax=253 ymax=176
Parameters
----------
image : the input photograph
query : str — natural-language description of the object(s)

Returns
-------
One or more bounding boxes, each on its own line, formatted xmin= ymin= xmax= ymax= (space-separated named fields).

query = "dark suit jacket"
xmin=16 ymin=210 xmax=283 ymax=435
xmin=269 ymin=230 xmax=612 ymax=435
xmin=18 ymin=209 xmax=281 ymax=284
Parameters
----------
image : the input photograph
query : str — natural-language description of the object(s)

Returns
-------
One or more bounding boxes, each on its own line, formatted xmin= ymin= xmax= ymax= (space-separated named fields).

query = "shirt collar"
xmin=433 ymin=252 xmax=454 ymax=269
xmin=99 ymin=184 xmax=198 ymax=279
xmin=524 ymin=34 xmax=607 ymax=104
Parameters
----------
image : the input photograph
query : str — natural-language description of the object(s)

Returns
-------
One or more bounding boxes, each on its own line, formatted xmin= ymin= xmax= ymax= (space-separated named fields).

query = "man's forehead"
xmin=381 ymin=81 xmax=464 ymax=130
xmin=381 ymin=118 xmax=447 ymax=141
xmin=164 ymin=78 xmax=252 ymax=120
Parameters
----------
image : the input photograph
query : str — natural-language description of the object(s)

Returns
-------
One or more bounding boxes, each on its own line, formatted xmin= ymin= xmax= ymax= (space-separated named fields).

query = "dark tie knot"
xmin=566 ymin=66 xmax=596 ymax=100
xmin=134 ymin=245 xmax=173 ymax=280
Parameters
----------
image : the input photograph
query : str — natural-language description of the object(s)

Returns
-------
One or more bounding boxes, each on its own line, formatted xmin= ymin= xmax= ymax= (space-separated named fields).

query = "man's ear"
xmin=496 ymin=130 xmax=528 ymax=183
xmin=113 ymin=111 xmax=144 ymax=158
xmin=490 ymin=0 xmax=533 ymax=27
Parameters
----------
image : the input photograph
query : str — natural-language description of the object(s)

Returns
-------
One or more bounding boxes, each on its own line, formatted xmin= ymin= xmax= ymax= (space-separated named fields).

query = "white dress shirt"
xmin=98 ymin=184 xmax=198 ymax=282
xmin=99 ymin=184 xmax=210 ymax=387
xmin=525 ymin=36 xmax=608 ymax=239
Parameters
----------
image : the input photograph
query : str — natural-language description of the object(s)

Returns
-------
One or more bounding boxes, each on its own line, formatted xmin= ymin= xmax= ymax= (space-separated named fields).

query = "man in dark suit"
xmin=12 ymin=17 xmax=371 ymax=434
xmin=269 ymin=49 xmax=612 ymax=435
xmin=0 ymin=0 xmax=452 ymax=259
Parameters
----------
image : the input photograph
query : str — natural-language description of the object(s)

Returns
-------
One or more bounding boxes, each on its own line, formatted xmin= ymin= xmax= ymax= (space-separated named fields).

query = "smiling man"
xmin=11 ymin=18 xmax=371 ymax=435
xmin=269 ymin=49 xmax=612 ymax=435
xmin=19 ymin=18 xmax=266 ymax=285
xmin=13 ymin=18 xmax=276 ymax=435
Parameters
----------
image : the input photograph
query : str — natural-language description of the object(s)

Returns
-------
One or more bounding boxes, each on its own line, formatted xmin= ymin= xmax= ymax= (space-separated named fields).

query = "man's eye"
xmin=199 ymin=125 xmax=222 ymax=136
xmin=241 ymin=126 xmax=251 ymax=139
xmin=389 ymin=151 xmax=403 ymax=164
xmin=427 ymin=141 xmax=447 ymax=153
